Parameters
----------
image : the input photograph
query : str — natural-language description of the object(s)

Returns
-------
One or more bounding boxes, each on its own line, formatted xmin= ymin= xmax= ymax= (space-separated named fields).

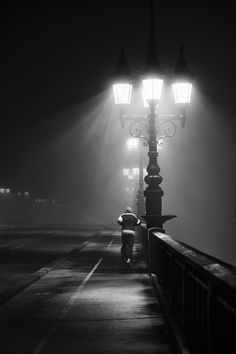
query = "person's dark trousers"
xmin=121 ymin=232 xmax=134 ymax=261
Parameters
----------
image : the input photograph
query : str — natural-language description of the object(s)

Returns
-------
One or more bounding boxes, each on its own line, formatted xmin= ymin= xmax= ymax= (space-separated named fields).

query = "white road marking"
xmin=58 ymin=256 xmax=103 ymax=315
xmin=31 ymin=238 xmax=114 ymax=354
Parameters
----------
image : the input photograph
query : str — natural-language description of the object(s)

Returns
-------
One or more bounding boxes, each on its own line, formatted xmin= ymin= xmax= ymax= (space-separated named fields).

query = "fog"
xmin=1 ymin=82 xmax=235 ymax=267
xmin=51 ymin=83 xmax=234 ymax=266
xmin=160 ymin=86 xmax=236 ymax=266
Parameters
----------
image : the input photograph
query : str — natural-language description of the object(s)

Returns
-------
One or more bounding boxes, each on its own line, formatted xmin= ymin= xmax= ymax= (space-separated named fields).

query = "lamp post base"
xmin=143 ymin=214 xmax=177 ymax=232
xmin=143 ymin=215 xmax=165 ymax=232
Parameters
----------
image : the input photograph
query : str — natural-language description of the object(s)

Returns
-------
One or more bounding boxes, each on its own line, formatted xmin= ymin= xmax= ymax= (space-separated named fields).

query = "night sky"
xmin=1 ymin=1 xmax=235 ymax=183
xmin=0 ymin=0 xmax=236 ymax=258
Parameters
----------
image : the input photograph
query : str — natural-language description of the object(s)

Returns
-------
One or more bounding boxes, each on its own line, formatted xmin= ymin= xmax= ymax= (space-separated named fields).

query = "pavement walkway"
xmin=35 ymin=231 xmax=177 ymax=353
xmin=0 ymin=229 xmax=177 ymax=353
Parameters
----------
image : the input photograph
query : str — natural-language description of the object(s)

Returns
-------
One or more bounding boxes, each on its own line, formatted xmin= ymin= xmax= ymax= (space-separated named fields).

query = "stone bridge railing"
xmin=139 ymin=225 xmax=236 ymax=354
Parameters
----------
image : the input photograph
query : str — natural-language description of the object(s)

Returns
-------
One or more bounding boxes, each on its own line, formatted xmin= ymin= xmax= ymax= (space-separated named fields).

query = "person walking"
xmin=117 ymin=206 xmax=141 ymax=268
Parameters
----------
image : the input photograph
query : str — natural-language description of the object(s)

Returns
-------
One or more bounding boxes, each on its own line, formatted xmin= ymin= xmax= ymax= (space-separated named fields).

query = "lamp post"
xmin=113 ymin=0 xmax=193 ymax=231
xmin=126 ymin=138 xmax=145 ymax=218
xmin=137 ymin=151 xmax=145 ymax=219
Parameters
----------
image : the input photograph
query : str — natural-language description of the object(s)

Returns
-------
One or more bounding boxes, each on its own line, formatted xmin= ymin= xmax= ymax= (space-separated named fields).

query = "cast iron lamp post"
xmin=113 ymin=0 xmax=193 ymax=231
xmin=126 ymin=138 xmax=145 ymax=218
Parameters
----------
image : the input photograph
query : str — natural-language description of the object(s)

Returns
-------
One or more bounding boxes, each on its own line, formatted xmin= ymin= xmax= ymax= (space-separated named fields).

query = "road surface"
xmin=0 ymin=226 xmax=176 ymax=353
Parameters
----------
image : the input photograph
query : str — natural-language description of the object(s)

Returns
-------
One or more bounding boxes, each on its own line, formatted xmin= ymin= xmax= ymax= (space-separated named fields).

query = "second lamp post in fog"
xmin=126 ymin=137 xmax=145 ymax=219
xmin=112 ymin=1 xmax=193 ymax=231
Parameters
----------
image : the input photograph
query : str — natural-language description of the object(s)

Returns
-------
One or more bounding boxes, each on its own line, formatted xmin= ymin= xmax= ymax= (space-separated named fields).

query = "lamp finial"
xmin=144 ymin=0 xmax=163 ymax=75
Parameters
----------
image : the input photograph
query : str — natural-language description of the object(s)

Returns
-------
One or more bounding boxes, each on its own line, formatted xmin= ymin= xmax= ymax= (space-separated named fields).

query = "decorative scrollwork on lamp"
xmin=129 ymin=120 xmax=149 ymax=146
xmin=158 ymin=120 xmax=177 ymax=142
xmin=157 ymin=137 xmax=164 ymax=148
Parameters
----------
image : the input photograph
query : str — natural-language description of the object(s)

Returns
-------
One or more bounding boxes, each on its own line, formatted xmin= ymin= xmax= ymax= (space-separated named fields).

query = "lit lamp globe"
xmin=112 ymin=46 xmax=132 ymax=106
xmin=142 ymin=43 xmax=164 ymax=106
xmin=172 ymin=45 xmax=192 ymax=108
xmin=113 ymin=82 xmax=132 ymax=105
xmin=142 ymin=76 xmax=163 ymax=106
xmin=173 ymin=82 xmax=192 ymax=105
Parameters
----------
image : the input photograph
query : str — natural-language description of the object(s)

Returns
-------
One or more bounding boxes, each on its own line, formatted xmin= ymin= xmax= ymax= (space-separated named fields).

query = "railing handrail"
xmin=140 ymin=226 xmax=236 ymax=354
xmin=153 ymin=232 xmax=236 ymax=296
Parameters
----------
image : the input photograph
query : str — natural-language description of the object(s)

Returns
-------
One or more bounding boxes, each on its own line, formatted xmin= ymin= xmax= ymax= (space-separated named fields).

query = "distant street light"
xmin=0 ymin=187 xmax=11 ymax=195
xmin=126 ymin=137 xmax=138 ymax=152
xmin=112 ymin=0 xmax=193 ymax=231
xmin=122 ymin=168 xmax=136 ymax=196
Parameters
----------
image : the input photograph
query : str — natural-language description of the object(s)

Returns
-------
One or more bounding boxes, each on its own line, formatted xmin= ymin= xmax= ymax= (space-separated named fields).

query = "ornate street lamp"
xmin=112 ymin=0 xmax=193 ymax=231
